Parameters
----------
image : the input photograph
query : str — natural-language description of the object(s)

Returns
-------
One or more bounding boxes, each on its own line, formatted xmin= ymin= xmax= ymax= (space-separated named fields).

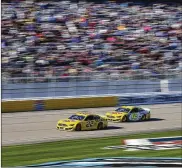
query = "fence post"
xmin=160 ymin=80 xmax=169 ymax=92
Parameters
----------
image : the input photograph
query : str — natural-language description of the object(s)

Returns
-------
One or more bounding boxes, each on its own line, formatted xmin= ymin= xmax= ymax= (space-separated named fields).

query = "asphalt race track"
xmin=2 ymin=103 xmax=182 ymax=146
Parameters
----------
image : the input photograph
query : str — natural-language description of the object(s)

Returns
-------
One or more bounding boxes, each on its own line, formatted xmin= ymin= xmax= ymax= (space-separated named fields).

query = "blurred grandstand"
xmin=1 ymin=0 xmax=182 ymax=83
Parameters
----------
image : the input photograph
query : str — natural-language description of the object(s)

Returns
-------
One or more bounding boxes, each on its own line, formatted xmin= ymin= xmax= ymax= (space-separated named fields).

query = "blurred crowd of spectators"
xmin=2 ymin=0 xmax=182 ymax=79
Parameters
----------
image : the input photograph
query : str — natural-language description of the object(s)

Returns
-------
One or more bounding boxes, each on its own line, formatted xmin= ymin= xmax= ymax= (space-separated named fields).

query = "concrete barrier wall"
xmin=2 ymin=100 xmax=35 ymax=113
xmin=45 ymin=96 xmax=118 ymax=110
xmin=2 ymin=91 xmax=181 ymax=113
xmin=2 ymin=96 xmax=118 ymax=113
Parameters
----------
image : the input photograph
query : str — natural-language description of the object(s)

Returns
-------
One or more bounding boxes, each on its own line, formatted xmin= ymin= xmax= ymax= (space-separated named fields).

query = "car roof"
xmin=121 ymin=106 xmax=143 ymax=109
xmin=76 ymin=111 xmax=94 ymax=116
xmin=120 ymin=106 xmax=135 ymax=109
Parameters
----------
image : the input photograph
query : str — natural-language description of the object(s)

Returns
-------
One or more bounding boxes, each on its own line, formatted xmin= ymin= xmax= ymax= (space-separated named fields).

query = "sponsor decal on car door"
xmin=129 ymin=108 xmax=139 ymax=121
xmin=129 ymin=113 xmax=139 ymax=121
xmin=86 ymin=120 xmax=94 ymax=128
xmin=84 ymin=115 xmax=96 ymax=130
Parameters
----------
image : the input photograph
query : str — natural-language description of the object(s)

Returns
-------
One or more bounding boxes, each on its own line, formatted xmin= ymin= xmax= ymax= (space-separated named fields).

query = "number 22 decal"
xmin=86 ymin=121 xmax=94 ymax=127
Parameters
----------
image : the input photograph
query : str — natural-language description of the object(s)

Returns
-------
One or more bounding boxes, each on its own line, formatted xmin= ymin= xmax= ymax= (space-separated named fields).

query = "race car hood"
xmin=106 ymin=111 xmax=128 ymax=117
xmin=57 ymin=119 xmax=80 ymax=125
xmin=99 ymin=115 xmax=108 ymax=120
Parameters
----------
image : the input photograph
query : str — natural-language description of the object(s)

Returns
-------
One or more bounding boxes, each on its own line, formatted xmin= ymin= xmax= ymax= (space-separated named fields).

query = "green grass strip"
xmin=2 ymin=130 xmax=182 ymax=167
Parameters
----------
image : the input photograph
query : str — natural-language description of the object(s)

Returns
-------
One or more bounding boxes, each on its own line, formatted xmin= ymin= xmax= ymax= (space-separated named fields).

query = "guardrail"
xmin=2 ymin=92 xmax=182 ymax=113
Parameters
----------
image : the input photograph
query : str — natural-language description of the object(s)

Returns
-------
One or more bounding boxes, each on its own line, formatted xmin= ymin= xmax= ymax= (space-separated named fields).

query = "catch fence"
xmin=2 ymin=72 xmax=181 ymax=99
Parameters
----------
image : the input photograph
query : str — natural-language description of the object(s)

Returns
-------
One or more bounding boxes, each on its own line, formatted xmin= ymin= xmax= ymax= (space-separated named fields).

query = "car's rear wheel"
xmin=97 ymin=122 xmax=103 ymax=130
xmin=121 ymin=115 xmax=127 ymax=122
xmin=75 ymin=124 xmax=81 ymax=131
xmin=141 ymin=115 xmax=146 ymax=121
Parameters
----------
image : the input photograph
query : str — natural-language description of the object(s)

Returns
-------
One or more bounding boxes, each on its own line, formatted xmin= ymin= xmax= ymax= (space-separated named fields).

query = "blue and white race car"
xmin=105 ymin=106 xmax=151 ymax=122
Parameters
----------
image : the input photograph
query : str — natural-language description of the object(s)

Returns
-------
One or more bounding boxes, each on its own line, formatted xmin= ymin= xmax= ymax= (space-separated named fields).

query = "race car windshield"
xmin=68 ymin=115 xmax=85 ymax=120
xmin=115 ymin=108 xmax=130 ymax=112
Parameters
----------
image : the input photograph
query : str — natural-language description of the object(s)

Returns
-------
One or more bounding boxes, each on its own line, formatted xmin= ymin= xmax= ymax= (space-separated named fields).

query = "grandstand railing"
xmin=2 ymin=70 xmax=181 ymax=84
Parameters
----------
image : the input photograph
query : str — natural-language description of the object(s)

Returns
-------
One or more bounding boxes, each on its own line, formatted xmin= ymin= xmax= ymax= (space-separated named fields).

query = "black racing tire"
xmin=97 ymin=122 xmax=103 ymax=130
xmin=121 ymin=115 xmax=127 ymax=122
xmin=75 ymin=124 xmax=81 ymax=131
xmin=141 ymin=114 xmax=146 ymax=121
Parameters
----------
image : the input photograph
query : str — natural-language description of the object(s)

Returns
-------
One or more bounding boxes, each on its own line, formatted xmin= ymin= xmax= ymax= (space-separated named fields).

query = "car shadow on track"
xmin=145 ymin=118 xmax=165 ymax=122
xmin=77 ymin=126 xmax=123 ymax=132
xmin=105 ymin=126 xmax=123 ymax=130
xmin=126 ymin=118 xmax=165 ymax=123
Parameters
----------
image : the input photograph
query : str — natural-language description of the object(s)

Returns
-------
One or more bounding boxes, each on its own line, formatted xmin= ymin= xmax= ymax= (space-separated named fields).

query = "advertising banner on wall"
xmin=117 ymin=92 xmax=182 ymax=106
xmin=34 ymin=100 xmax=45 ymax=111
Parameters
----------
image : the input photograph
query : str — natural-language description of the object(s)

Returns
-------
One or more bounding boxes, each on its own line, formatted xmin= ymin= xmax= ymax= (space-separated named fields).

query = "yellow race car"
xmin=57 ymin=111 xmax=108 ymax=131
xmin=105 ymin=106 xmax=151 ymax=122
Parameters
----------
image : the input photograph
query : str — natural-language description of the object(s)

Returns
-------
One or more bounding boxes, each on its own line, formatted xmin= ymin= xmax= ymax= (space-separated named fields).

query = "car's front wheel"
xmin=121 ymin=115 xmax=127 ymax=122
xmin=75 ymin=124 xmax=81 ymax=131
